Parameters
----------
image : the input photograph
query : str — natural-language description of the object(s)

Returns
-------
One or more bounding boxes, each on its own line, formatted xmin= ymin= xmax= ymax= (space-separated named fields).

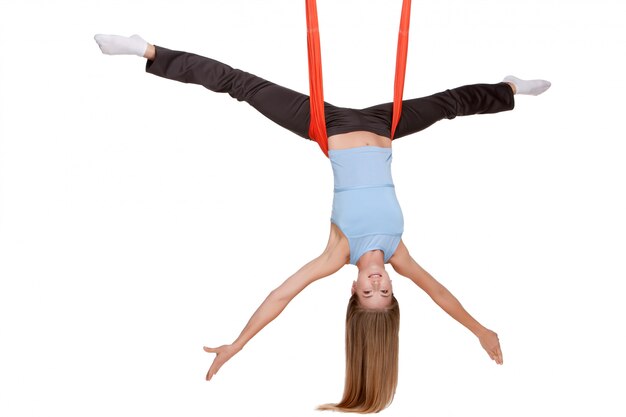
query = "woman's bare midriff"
xmin=328 ymin=131 xmax=392 ymax=150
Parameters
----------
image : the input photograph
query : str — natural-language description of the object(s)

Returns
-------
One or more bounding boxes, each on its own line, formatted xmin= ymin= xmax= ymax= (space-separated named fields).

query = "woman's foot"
xmin=503 ymin=75 xmax=551 ymax=96
xmin=94 ymin=34 xmax=149 ymax=58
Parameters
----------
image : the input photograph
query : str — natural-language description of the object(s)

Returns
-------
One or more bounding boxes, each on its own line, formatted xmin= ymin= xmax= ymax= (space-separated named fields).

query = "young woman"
xmin=94 ymin=34 xmax=550 ymax=413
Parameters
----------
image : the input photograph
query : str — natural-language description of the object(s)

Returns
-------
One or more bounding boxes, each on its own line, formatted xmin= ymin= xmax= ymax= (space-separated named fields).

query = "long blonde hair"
xmin=318 ymin=293 xmax=400 ymax=413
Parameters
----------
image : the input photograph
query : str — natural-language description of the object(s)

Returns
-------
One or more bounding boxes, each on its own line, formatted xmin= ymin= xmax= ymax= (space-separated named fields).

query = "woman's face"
xmin=352 ymin=268 xmax=393 ymax=309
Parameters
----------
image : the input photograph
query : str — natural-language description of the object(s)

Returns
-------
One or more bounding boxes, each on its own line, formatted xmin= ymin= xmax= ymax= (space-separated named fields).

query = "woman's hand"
xmin=477 ymin=329 xmax=503 ymax=365
xmin=203 ymin=344 xmax=241 ymax=381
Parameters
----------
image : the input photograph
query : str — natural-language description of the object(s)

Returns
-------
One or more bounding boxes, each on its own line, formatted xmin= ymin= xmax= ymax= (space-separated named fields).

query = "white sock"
xmin=503 ymin=75 xmax=551 ymax=96
xmin=94 ymin=34 xmax=148 ymax=57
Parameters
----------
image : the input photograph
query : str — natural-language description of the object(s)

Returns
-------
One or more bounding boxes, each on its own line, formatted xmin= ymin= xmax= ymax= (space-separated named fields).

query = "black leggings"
xmin=146 ymin=46 xmax=515 ymax=141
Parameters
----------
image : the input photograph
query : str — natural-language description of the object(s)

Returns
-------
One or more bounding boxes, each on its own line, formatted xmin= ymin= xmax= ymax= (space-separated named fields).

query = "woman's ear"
xmin=351 ymin=281 xmax=356 ymax=295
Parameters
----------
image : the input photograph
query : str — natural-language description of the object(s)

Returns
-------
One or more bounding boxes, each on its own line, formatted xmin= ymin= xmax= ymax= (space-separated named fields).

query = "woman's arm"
xmin=204 ymin=225 xmax=349 ymax=380
xmin=389 ymin=241 xmax=503 ymax=364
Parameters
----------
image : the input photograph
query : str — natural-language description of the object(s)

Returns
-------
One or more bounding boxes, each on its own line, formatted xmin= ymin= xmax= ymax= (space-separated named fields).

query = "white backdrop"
xmin=1 ymin=0 xmax=625 ymax=416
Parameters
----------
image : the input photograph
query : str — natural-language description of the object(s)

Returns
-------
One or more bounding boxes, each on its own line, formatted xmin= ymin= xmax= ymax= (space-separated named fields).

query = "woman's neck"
xmin=356 ymin=250 xmax=386 ymax=270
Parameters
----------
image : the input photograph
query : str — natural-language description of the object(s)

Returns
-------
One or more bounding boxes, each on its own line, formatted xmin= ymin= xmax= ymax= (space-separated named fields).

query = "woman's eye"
xmin=381 ymin=290 xmax=389 ymax=294
xmin=363 ymin=291 xmax=372 ymax=295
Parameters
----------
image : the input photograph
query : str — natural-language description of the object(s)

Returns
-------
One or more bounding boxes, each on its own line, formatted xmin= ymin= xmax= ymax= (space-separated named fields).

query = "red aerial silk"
xmin=305 ymin=0 xmax=412 ymax=157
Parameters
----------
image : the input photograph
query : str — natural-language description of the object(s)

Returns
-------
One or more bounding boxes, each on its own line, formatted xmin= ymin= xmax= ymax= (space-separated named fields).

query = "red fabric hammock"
xmin=306 ymin=0 xmax=412 ymax=157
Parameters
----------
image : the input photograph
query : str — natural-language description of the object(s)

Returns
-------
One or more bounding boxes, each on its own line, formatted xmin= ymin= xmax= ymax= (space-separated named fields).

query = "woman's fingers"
xmin=204 ymin=346 xmax=227 ymax=380
xmin=493 ymin=335 xmax=503 ymax=364
xmin=495 ymin=347 xmax=504 ymax=365
xmin=206 ymin=356 xmax=223 ymax=381
xmin=489 ymin=345 xmax=503 ymax=365
xmin=206 ymin=364 xmax=217 ymax=380
xmin=204 ymin=347 xmax=219 ymax=380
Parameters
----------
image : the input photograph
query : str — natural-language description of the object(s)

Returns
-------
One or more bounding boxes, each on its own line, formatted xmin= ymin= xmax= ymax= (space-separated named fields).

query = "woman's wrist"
xmin=232 ymin=339 xmax=245 ymax=352
xmin=472 ymin=324 xmax=490 ymax=338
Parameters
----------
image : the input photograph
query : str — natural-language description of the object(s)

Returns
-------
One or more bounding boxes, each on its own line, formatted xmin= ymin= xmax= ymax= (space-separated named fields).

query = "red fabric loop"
xmin=306 ymin=0 xmax=412 ymax=156
xmin=391 ymin=0 xmax=412 ymax=140
xmin=305 ymin=0 xmax=328 ymax=156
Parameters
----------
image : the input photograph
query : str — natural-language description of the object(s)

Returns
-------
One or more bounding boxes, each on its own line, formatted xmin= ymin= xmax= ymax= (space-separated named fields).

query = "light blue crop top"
xmin=329 ymin=146 xmax=404 ymax=265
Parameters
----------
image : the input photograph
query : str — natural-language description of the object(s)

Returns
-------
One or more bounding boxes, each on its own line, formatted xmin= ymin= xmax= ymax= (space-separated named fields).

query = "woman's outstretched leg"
xmin=394 ymin=82 xmax=516 ymax=139
xmin=94 ymin=34 xmax=314 ymax=140
xmin=362 ymin=79 xmax=550 ymax=140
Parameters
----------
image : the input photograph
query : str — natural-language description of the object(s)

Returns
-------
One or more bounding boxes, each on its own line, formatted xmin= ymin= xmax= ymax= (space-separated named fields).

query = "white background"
xmin=1 ymin=0 xmax=625 ymax=416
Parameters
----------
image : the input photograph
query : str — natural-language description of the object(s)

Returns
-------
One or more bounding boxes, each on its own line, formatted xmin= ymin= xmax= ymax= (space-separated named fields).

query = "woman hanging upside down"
xmin=94 ymin=33 xmax=551 ymax=414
